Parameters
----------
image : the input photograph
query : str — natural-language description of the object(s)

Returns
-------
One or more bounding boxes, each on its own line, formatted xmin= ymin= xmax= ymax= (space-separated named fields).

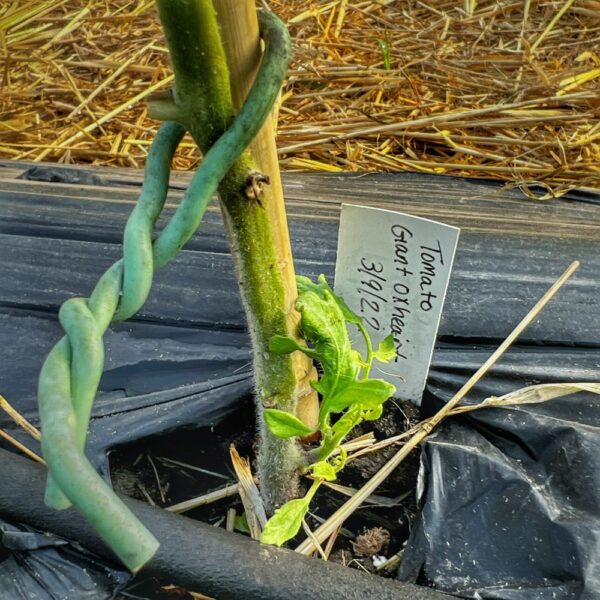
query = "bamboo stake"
xmin=296 ymin=261 xmax=580 ymax=555
xmin=213 ymin=0 xmax=319 ymax=430
xmin=153 ymin=0 xmax=315 ymax=509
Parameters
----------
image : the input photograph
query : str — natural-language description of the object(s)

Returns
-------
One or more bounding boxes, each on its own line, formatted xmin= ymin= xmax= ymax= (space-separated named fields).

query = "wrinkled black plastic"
xmin=0 ymin=520 xmax=128 ymax=599
xmin=398 ymin=354 xmax=600 ymax=600
xmin=2 ymin=166 xmax=599 ymax=599
xmin=0 ymin=316 xmax=253 ymax=476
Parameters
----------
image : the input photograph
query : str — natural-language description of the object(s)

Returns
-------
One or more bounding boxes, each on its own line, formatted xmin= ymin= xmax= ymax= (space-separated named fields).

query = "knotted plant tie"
xmin=37 ymin=11 xmax=291 ymax=573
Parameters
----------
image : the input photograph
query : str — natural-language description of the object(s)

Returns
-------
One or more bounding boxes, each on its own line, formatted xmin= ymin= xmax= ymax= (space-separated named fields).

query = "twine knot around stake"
xmin=37 ymin=10 xmax=291 ymax=573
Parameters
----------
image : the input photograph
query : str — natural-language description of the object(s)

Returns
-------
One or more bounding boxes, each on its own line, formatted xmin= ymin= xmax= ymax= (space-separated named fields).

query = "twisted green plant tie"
xmin=37 ymin=11 xmax=291 ymax=573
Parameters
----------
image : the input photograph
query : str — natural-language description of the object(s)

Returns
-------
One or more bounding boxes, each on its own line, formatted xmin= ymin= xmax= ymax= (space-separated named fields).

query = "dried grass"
xmin=1 ymin=1 xmax=599 ymax=194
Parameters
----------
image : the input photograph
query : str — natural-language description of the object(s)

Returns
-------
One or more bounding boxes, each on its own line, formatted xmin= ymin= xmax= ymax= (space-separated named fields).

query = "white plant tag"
xmin=334 ymin=204 xmax=460 ymax=405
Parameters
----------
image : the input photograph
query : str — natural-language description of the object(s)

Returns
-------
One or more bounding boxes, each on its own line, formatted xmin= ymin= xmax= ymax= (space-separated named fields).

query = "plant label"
xmin=334 ymin=204 xmax=460 ymax=405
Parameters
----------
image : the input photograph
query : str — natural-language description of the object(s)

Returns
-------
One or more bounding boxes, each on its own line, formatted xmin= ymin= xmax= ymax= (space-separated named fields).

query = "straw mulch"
xmin=1 ymin=1 xmax=599 ymax=196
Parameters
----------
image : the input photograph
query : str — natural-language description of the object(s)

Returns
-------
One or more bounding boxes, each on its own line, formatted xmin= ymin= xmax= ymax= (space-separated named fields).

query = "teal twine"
xmin=37 ymin=11 xmax=291 ymax=573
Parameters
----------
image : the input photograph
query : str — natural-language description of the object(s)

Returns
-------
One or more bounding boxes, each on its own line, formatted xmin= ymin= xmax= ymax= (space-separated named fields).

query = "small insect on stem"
xmin=243 ymin=171 xmax=270 ymax=206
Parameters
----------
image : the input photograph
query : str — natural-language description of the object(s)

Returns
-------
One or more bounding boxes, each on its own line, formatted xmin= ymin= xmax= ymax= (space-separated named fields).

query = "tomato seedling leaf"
xmin=269 ymin=335 xmax=314 ymax=356
xmin=261 ymin=497 xmax=310 ymax=546
xmin=374 ymin=334 xmax=396 ymax=363
xmin=326 ymin=378 xmax=396 ymax=413
xmin=264 ymin=408 xmax=315 ymax=439
xmin=311 ymin=460 xmax=337 ymax=481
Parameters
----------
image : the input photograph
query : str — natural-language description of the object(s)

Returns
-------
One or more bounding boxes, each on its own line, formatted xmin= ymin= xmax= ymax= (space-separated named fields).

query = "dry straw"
xmin=1 ymin=1 xmax=599 ymax=194
xmin=0 ymin=394 xmax=44 ymax=464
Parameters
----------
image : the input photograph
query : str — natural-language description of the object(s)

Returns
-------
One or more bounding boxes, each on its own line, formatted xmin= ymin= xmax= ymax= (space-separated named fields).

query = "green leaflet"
xmin=294 ymin=274 xmax=396 ymax=426
xmin=311 ymin=460 xmax=337 ymax=481
xmin=266 ymin=273 xmax=396 ymax=445
xmin=269 ymin=335 xmax=309 ymax=356
xmin=326 ymin=378 xmax=395 ymax=413
xmin=361 ymin=403 xmax=384 ymax=421
xmin=374 ymin=334 xmax=396 ymax=363
xmin=295 ymin=275 xmax=360 ymax=404
xmin=261 ymin=497 xmax=310 ymax=546
xmin=298 ymin=274 xmax=361 ymax=325
xmin=264 ymin=408 xmax=315 ymax=438
xmin=261 ymin=478 xmax=320 ymax=546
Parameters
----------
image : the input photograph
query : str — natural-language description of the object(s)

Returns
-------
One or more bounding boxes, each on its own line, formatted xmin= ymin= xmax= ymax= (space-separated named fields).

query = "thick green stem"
xmin=154 ymin=0 xmax=308 ymax=510
xmin=154 ymin=0 xmax=231 ymax=149
xmin=218 ymin=170 xmax=305 ymax=508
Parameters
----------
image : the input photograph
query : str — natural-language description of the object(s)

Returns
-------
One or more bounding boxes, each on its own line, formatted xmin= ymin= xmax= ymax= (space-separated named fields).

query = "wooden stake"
xmin=213 ymin=0 xmax=319 ymax=430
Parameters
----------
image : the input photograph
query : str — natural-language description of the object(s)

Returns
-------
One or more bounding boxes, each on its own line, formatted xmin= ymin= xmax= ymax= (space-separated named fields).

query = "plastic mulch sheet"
xmin=2 ymin=168 xmax=599 ymax=599
xmin=398 ymin=349 xmax=600 ymax=600
xmin=0 ymin=520 xmax=128 ymax=600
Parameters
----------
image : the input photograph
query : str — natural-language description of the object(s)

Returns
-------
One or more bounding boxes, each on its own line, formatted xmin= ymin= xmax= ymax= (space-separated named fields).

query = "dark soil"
xmin=110 ymin=396 xmax=422 ymax=581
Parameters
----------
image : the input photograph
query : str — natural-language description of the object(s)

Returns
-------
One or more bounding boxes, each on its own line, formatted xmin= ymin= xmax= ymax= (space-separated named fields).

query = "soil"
xmin=110 ymin=396 xmax=422 ymax=583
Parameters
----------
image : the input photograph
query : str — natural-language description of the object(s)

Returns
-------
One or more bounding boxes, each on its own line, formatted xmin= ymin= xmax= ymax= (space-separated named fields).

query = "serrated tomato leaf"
xmin=361 ymin=404 xmax=384 ymax=421
xmin=269 ymin=335 xmax=320 ymax=360
xmin=295 ymin=283 xmax=360 ymax=404
xmin=260 ymin=277 xmax=402 ymax=548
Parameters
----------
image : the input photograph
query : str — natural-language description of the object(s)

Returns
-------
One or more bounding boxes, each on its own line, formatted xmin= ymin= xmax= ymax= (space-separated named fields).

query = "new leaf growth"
xmin=262 ymin=275 xmax=396 ymax=546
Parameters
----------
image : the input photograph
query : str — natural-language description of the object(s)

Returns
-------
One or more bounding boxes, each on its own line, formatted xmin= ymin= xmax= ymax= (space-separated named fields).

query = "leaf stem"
xmin=357 ymin=321 xmax=374 ymax=377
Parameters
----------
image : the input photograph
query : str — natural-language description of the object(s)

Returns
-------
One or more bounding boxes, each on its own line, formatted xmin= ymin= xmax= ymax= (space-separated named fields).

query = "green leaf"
xmin=352 ymin=349 xmax=367 ymax=368
xmin=311 ymin=460 xmax=337 ymax=481
xmin=334 ymin=296 xmax=362 ymax=325
xmin=326 ymin=290 xmax=362 ymax=328
xmin=233 ymin=513 xmax=250 ymax=534
xmin=269 ymin=335 xmax=303 ymax=355
xmin=327 ymin=378 xmax=395 ymax=413
xmin=296 ymin=275 xmax=319 ymax=296
xmin=361 ymin=404 xmax=384 ymax=421
xmin=329 ymin=409 xmax=361 ymax=444
xmin=373 ymin=334 xmax=396 ymax=363
xmin=264 ymin=408 xmax=315 ymax=439
xmin=378 ymin=32 xmax=392 ymax=71
xmin=331 ymin=447 xmax=347 ymax=470
xmin=311 ymin=378 xmax=326 ymax=396
xmin=292 ymin=275 xmax=397 ymax=481
xmin=295 ymin=282 xmax=360 ymax=402
xmin=261 ymin=497 xmax=310 ymax=546
xmin=299 ymin=274 xmax=363 ymax=325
